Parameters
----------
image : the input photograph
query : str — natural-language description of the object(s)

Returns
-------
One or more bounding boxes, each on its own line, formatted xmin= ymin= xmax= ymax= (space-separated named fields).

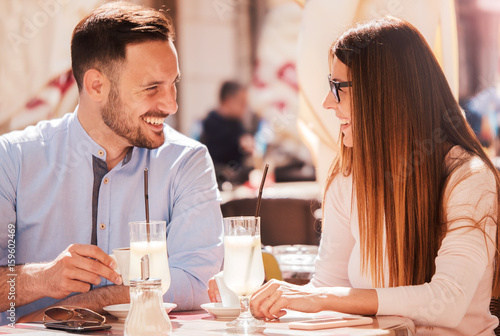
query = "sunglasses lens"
xmin=45 ymin=307 xmax=73 ymax=321
xmin=75 ymin=309 xmax=105 ymax=323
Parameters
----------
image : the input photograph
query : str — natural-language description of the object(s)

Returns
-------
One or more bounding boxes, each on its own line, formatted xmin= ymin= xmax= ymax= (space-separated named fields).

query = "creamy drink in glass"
xmin=129 ymin=221 xmax=170 ymax=294
xmin=223 ymin=235 xmax=264 ymax=296
xmin=223 ymin=216 xmax=265 ymax=330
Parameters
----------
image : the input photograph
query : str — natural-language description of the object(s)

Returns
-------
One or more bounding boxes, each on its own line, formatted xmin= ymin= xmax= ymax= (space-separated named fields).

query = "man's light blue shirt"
xmin=0 ymin=111 xmax=224 ymax=324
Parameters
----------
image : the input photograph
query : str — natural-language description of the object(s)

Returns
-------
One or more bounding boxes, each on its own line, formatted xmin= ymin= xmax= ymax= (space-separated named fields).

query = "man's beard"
xmin=101 ymin=86 xmax=165 ymax=149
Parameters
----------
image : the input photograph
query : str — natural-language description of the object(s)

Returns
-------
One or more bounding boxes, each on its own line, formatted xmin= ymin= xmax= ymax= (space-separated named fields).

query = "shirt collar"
xmin=122 ymin=147 xmax=134 ymax=166
xmin=69 ymin=107 xmax=135 ymax=167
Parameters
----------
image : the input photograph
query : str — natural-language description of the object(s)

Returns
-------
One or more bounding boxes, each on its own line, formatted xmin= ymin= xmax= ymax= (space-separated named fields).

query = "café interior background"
xmin=0 ymin=0 xmax=499 ymax=187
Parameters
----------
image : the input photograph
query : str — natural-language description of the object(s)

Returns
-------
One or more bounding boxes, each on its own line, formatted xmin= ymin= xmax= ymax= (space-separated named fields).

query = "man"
xmin=200 ymin=81 xmax=255 ymax=188
xmin=0 ymin=2 xmax=223 ymax=324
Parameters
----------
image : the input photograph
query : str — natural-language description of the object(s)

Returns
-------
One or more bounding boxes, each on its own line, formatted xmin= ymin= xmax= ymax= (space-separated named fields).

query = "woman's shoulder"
xmin=324 ymin=172 xmax=354 ymax=206
xmin=445 ymin=145 xmax=496 ymax=183
xmin=326 ymin=172 xmax=353 ymax=193
xmin=444 ymin=145 xmax=498 ymax=212
xmin=323 ymin=172 xmax=354 ymax=221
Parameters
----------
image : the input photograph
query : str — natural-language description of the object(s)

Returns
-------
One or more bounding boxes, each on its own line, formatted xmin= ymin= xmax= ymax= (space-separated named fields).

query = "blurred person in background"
xmin=200 ymin=81 xmax=257 ymax=189
xmin=456 ymin=0 xmax=500 ymax=157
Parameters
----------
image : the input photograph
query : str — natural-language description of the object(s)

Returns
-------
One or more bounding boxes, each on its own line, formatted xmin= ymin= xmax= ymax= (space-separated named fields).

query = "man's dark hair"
xmin=71 ymin=1 xmax=174 ymax=91
xmin=219 ymin=81 xmax=244 ymax=103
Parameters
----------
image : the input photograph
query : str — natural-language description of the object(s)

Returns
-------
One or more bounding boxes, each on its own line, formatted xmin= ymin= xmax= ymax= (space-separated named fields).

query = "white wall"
xmin=176 ymin=0 xmax=251 ymax=136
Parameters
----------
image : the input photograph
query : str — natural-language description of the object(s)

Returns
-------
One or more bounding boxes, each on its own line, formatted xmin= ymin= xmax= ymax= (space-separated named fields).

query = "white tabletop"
xmin=1 ymin=310 xmax=415 ymax=336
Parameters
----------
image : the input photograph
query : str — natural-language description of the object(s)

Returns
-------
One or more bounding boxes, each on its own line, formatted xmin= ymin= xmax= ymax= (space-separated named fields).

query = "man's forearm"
xmin=0 ymin=264 xmax=46 ymax=312
xmin=16 ymin=285 xmax=130 ymax=323
xmin=57 ymin=285 xmax=130 ymax=313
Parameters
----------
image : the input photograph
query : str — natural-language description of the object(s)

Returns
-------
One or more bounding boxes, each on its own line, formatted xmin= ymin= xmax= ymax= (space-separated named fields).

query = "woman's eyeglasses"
xmin=43 ymin=306 xmax=110 ymax=331
xmin=328 ymin=74 xmax=352 ymax=103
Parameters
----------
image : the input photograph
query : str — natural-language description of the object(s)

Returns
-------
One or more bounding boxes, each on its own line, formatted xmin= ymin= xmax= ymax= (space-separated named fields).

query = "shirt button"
xmin=103 ymin=178 xmax=109 ymax=184
xmin=100 ymin=223 xmax=106 ymax=230
xmin=98 ymin=150 xmax=104 ymax=156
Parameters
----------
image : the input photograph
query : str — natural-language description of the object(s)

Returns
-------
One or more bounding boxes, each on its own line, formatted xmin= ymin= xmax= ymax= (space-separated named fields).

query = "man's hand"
xmin=39 ymin=244 xmax=122 ymax=299
xmin=239 ymin=134 xmax=255 ymax=155
xmin=207 ymin=277 xmax=221 ymax=303
xmin=1 ymin=244 xmax=122 ymax=312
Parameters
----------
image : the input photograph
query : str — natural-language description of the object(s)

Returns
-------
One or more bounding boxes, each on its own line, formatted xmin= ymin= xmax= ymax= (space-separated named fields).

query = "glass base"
xmin=227 ymin=315 xmax=264 ymax=328
xmin=226 ymin=296 xmax=265 ymax=332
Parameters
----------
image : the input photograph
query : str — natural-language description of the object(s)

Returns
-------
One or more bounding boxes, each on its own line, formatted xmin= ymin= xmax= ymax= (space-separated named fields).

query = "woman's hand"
xmin=250 ymin=280 xmax=378 ymax=320
xmin=250 ymin=279 xmax=326 ymax=320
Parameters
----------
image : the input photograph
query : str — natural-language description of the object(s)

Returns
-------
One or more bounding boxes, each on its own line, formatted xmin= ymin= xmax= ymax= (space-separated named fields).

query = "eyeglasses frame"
xmin=328 ymin=74 xmax=352 ymax=103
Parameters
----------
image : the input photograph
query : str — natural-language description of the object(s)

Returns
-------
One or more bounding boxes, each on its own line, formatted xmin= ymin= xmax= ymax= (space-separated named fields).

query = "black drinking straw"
xmin=144 ymin=168 xmax=150 ymax=242
xmin=244 ymin=164 xmax=269 ymax=286
xmin=255 ymin=164 xmax=269 ymax=218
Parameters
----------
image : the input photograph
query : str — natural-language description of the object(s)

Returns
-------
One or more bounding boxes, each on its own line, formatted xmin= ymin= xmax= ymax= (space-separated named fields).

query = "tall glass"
xmin=223 ymin=216 xmax=265 ymax=330
xmin=129 ymin=221 xmax=170 ymax=294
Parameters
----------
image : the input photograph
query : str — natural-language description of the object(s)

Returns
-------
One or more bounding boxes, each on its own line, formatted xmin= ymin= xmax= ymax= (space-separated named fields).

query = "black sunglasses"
xmin=328 ymin=74 xmax=352 ymax=103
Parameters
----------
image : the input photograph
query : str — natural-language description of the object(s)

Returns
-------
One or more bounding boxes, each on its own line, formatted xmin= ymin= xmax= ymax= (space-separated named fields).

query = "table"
xmin=0 ymin=310 xmax=415 ymax=336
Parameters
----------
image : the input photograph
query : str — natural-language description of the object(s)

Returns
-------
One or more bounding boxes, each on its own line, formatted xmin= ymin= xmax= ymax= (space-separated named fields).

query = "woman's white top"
xmin=311 ymin=146 xmax=498 ymax=335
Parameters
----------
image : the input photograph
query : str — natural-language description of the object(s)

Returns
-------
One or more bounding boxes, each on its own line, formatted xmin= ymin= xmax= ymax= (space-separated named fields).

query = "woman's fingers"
xmin=257 ymin=289 xmax=284 ymax=320
xmin=251 ymin=280 xmax=325 ymax=319
xmin=250 ymin=282 xmax=280 ymax=317
xmin=252 ymin=279 xmax=276 ymax=297
xmin=269 ymin=297 xmax=289 ymax=318
xmin=250 ymin=280 xmax=295 ymax=319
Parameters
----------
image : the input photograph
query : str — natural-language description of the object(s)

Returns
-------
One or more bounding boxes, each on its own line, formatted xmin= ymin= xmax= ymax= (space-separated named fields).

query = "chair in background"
xmin=491 ymin=297 xmax=500 ymax=336
xmin=262 ymin=251 xmax=283 ymax=282
xmin=221 ymin=198 xmax=321 ymax=246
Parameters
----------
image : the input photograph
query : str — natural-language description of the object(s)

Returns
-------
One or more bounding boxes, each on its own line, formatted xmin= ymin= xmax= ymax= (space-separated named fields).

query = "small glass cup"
xmin=129 ymin=221 xmax=170 ymax=294
xmin=110 ymin=247 xmax=130 ymax=286
xmin=223 ymin=216 xmax=265 ymax=331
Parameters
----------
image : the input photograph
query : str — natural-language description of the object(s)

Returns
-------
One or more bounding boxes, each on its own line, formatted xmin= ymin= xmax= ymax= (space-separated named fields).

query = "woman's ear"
xmin=82 ymin=69 xmax=111 ymax=102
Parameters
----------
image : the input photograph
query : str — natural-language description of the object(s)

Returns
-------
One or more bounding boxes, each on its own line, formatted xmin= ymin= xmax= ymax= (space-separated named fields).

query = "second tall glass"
xmin=223 ymin=216 xmax=265 ymax=330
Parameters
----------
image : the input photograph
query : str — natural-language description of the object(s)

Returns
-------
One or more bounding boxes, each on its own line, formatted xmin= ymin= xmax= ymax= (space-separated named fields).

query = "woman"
xmin=249 ymin=17 xmax=500 ymax=335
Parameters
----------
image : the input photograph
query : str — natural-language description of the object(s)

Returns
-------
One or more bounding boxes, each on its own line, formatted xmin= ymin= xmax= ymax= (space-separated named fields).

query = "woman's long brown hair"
xmin=325 ymin=17 xmax=500 ymax=296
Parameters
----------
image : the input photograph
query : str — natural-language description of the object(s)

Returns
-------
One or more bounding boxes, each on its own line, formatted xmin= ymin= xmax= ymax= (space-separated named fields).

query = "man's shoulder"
xmin=0 ymin=114 xmax=73 ymax=147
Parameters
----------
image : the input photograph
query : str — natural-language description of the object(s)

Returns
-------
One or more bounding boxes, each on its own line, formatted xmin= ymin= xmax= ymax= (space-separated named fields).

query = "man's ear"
xmin=83 ymin=69 xmax=111 ymax=102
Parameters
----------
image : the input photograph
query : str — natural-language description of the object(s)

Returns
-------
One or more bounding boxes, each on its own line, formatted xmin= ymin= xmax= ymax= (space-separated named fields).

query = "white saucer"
xmin=104 ymin=303 xmax=177 ymax=320
xmin=201 ymin=303 xmax=240 ymax=319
